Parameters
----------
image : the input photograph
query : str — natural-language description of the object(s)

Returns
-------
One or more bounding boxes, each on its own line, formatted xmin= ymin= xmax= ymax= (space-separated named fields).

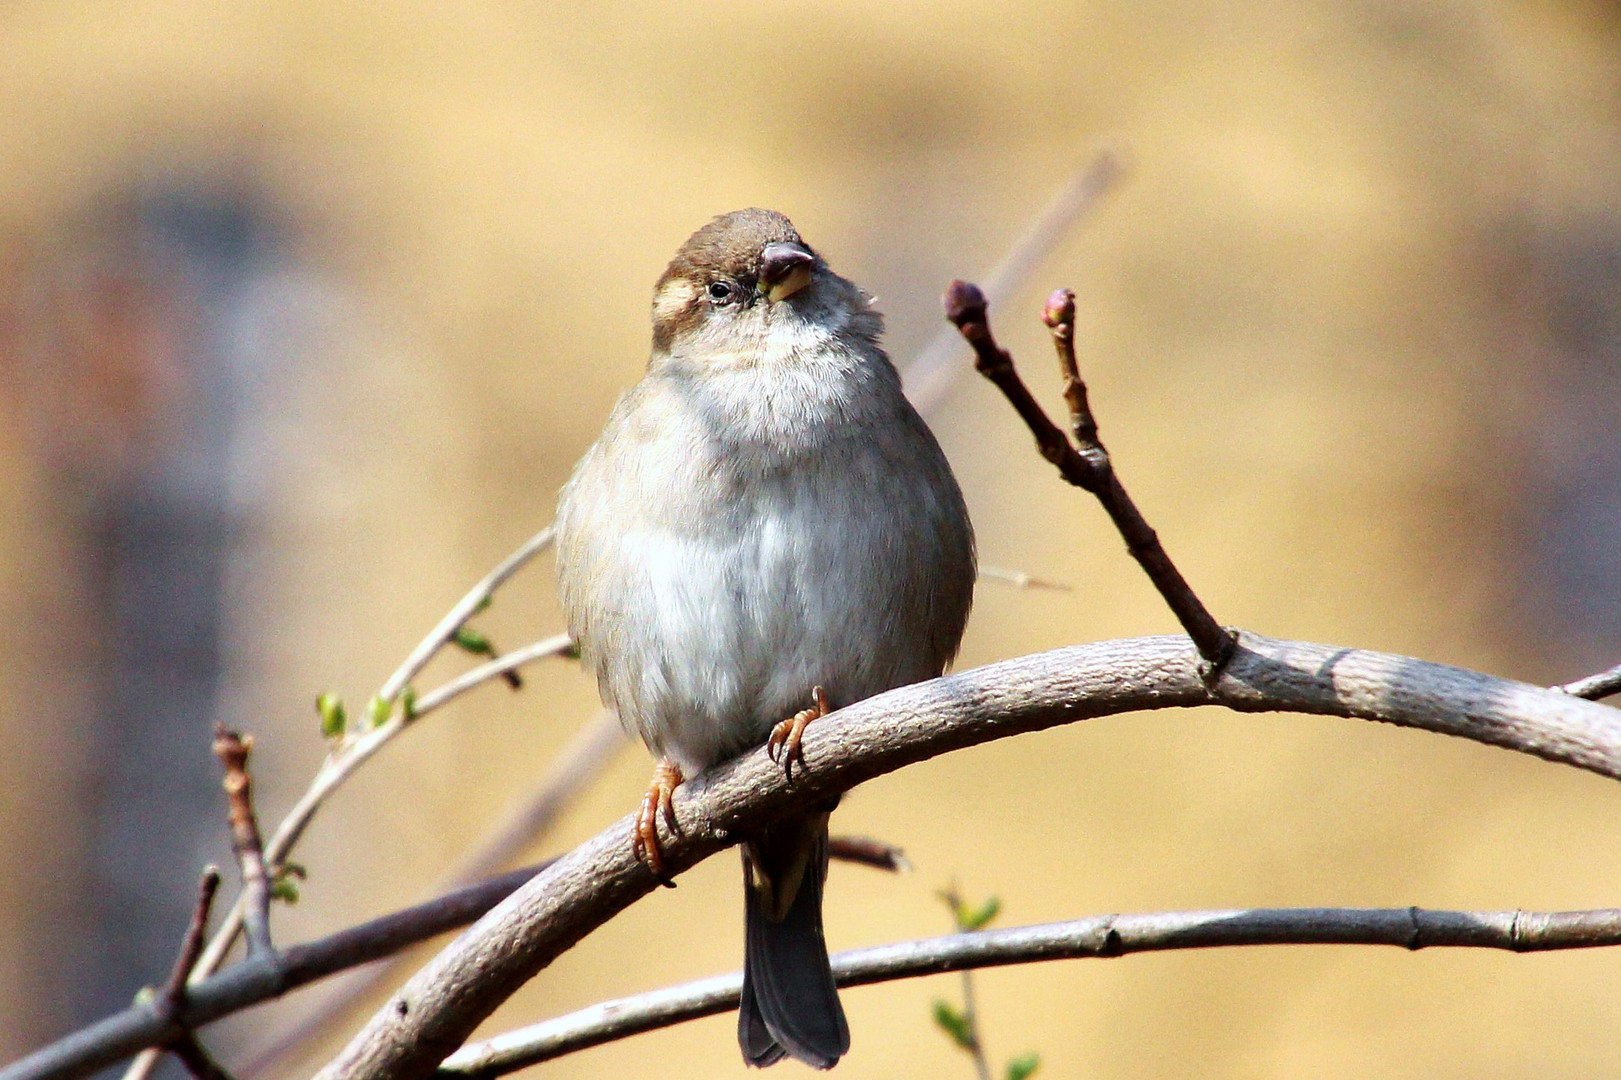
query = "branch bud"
xmin=943 ymin=279 xmax=988 ymax=328
xmin=316 ymin=693 xmax=347 ymax=739
xmin=1041 ymin=288 xmax=1076 ymax=329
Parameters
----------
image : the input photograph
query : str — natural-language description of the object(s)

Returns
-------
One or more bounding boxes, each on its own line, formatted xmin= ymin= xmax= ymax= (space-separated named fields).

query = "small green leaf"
xmin=316 ymin=693 xmax=346 ymax=739
xmin=367 ymin=694 xmax=392 ymax=727
xmin=401 ymin=685 xmax=418 ymax=721
xmin=960 ymin=896 xmax=1001 ymax=931
xmin=472 ymin=594 xmax=493 ymax=615
xmin=931 ymin=999 xmax=975 ymax=1051
xmin=452 ymin=626 xmax=494 ymax=657
xmin=1006 ymin=1053 xmax=1041 ymax=1080
xmin=132 ymin=986 xmax=156 ymax=1007
xmin=270 ymin=862 xmax=306 ymax=904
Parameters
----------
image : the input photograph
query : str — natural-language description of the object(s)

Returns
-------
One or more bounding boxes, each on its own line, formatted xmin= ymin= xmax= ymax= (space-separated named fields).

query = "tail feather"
xmin=738 ymin=818 xmax=849 ymax=1069
xmin=738 ymin=972 xmax=789 ymax=1067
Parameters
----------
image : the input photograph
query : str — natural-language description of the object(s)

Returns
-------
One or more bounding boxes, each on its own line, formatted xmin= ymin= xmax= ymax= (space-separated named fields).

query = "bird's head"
xmin=649 ymin=208 xmax=876 ymax=363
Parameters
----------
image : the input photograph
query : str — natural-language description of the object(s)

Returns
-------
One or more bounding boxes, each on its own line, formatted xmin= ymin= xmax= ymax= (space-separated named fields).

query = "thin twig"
xmin=957 ymin=964 xmax=990 ymax=1080
xmin=1557 ymin=661 xmax=1621 ymax=701
xmin=309 ymin=632 xmax=1621 ymax=1080
xmin=903 ymin=150 xmax=1127 ymax=414
xmin=377 ymin=527 xmax=558 ymax=704
xmin=438 ymin=903 xmax=1621 ymax=1077
xmin=937 ymin=885 xmax=992 ymax=1080
xmin=162 ymin=869 xmax=221 ymax=1008
xmin=825 ymin=836 xmax=911 ymax=874
xmin=409 ymin=635 xmax=573 ymax=716
xmin=976 ymin=564 xmax=1072 ymax=592
xmin=138 ymin=870 xmax=226 ymax=1080
xmin=188 ymin=528 xmax=557 ymax=972
xmin=188 ymin=528 xmax=558 ymax=982
xmin=117 ymin=1045 xmax=160 ymax=1080
xmin=212 ymin=728 xmax=275 ymax=959
xmin=235 ymin=710 xmax=624 ymax=1078
xmin=1041 ymin=289 xmax=1096 ymax=445
xmin=945 ymin=280 xmax=1234 ymax=670
xmin=113 ymin=632 xmax=574 ymax=1080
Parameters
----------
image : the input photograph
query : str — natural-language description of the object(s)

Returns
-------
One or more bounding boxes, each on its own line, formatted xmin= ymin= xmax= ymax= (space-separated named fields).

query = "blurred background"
xmin=4 ymin=1 xmax=1621 ymax=1077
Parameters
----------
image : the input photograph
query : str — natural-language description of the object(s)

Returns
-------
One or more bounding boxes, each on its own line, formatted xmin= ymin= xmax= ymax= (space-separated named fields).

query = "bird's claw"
xmin=632 ymin=758 xmax=684 ymax=887
xmin=767 ymin=686 xmax=830 ymax=783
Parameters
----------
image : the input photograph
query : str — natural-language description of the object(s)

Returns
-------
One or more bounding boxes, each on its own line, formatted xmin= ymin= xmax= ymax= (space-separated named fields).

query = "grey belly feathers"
xmin=556 ymin=345 xmax=975 ymax=774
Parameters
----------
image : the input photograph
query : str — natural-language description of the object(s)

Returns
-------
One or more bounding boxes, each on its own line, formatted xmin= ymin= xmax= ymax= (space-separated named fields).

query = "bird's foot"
xmin=632 ymin=758 xmax=684 ymax=887
xmin=767 ymin=685 xmax=830 ymax=783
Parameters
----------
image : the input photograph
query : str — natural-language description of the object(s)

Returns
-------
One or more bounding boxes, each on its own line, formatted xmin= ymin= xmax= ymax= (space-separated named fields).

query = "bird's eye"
xmin=707 ymin=280 xmax=735 ymax=303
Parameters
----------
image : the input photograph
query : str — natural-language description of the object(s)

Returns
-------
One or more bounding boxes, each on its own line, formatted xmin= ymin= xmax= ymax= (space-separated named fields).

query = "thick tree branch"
xmin=945 ymin=280 xmax=1234 ymax=670
xmin=440 ymin=903 xmax=1621 ymax=1077
xmin=310 ymin=632 xmax=1621 ymax=1080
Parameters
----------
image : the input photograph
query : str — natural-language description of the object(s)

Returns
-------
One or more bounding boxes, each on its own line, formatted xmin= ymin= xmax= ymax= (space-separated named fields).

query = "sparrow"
xmin=555 ymin=208 xmax=975 ymax=1069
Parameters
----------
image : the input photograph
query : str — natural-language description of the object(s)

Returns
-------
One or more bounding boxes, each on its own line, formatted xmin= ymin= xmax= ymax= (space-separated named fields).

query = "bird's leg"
xmin=767 ymin=685 xmax=830 ymax=783
xmin=633 ymin=757 xmax=684 ymax=887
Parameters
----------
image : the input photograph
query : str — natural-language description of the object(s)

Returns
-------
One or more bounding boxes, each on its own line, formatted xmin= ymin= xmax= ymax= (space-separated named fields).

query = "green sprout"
xmin=269 ymin=862 xmax=307 ymax=905
xmin=452 ymin=626 xmax=495 ymax=658
xmin=1006 ymin=1053 xmax=1041 ymax=1080
xmin=933 ymin=886 xmax=1041 ymax=1080
xmin=932 ymin=999 xmax=977 ymax=1051
xmin=316 ymin=693 xmax=346 ymax=739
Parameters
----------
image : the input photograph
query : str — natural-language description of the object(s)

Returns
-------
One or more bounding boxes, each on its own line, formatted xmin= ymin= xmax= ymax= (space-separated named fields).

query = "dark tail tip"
xmin=738 ymin=833 xmax=849 ymax=1069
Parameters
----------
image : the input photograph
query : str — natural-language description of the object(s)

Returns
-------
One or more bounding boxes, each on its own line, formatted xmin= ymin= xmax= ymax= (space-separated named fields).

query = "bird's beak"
xmin=759 ymin=241 xmax=814 ymax=303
